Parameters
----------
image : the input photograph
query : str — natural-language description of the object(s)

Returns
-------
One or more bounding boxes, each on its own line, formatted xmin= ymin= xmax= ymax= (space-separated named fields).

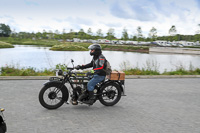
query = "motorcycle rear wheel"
xmin=98 ymin=82 xmax=121 ymax=106
xmin=39 ymin=83 xmax=68 ymax=109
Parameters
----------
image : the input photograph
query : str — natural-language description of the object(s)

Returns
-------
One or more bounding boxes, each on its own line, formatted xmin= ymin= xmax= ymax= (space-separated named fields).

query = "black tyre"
xmin=39 ymin=82 xmax=69 ymax=109
xmin=98 ymin=83 xmax=121 ymax=106
xmin=0 ymin=123 xmax=6 ymax=133
xmin=0 ymin=128 xmax=4 ymax=133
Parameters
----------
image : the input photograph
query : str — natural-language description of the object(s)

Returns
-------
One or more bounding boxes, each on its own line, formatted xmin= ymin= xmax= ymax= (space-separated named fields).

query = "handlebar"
xmin=67 ymin=67 xmax=74 ymax=70
xmin=55 ymin=67 xmax=93 ymax=80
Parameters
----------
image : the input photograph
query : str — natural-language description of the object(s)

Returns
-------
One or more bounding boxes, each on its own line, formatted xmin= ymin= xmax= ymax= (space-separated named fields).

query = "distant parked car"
xmin=0 ymin=108 xmax=6 ymax=133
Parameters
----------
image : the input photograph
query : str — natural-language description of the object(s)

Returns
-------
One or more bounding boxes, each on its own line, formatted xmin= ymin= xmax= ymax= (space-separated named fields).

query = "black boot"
xmin=83 ymin=91 xmax=95 ymax=105
xmin=78 ymin=91 xmax=88 ymax=102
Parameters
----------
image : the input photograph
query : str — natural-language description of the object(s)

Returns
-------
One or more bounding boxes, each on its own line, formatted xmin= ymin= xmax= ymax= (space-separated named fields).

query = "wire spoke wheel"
xmin=39 ymin=83 xmax=68 ymax=109
xmin=43 ymin=87 xmax=63 ymax=106
xmin=99 ymin=83 xmax=121 ymax=106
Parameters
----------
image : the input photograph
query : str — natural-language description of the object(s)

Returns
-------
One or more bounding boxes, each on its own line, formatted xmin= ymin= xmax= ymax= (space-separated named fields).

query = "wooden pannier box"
xmin=107 ymin=71 xmax=125 ymax=80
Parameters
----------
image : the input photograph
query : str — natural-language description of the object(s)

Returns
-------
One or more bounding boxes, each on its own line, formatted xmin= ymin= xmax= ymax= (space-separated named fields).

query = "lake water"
xmin=0 ymin=45 xmax=200 ymax=73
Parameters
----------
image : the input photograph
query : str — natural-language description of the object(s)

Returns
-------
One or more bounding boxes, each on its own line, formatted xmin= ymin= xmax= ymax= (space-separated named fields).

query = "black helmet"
xmin=88 ymin=44 xmax=101 ymax=50
xmin=88 ymin=44 xmax=102 ymax=56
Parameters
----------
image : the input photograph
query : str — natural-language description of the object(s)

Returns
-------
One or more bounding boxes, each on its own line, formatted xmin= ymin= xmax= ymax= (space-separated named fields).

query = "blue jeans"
xmin=87 ymin=74 xmax=105 ymax=91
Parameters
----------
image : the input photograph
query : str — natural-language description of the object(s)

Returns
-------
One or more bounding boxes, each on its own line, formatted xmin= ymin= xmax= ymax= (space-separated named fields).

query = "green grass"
xmin=1 ymin=65 xmax=200 ymax=76
xmin=0 ymin=64 xmax=72 ymax=76
xmin=101 ymin=44 xmax=149 ymax=52
xmin=123 ymin=68 xmax=200 ymax=75
xmin=21 ymin=40 xmax=59 ymax=46
xmin=0 ymin=41 xmax=14 ymax=48
xmin=123 ymin=67 xmax=200 ymax=75
xmin=124 ymin=68 xmax=160 ymax=75
xmin=0 ymin=37 xmax=149 ymax=52
xmin=50 ymin=43 xmax=88 ymax=51
xmin=0 ymin=37 xmax=60 ymax=47
xmin=50 ymin=43 xmax=149 ymax=52
xmin=162 ymin=68 xmax=200 ymax=75
xmin=121 ymin=60 xmax=200 ymax=75
xmin=0 ymin=66 xmax=54 ymax=76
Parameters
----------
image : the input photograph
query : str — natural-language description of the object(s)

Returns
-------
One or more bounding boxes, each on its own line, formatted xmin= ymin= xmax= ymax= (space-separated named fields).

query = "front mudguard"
xmin=44 ymin=80 xmax=69 ymax=102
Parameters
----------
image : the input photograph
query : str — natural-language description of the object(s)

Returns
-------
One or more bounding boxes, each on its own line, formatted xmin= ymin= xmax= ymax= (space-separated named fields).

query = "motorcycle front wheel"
xmin=0 ymin=123 xmax=6 ymax=133
xmin=98 ymin=82 xmax=121 ymax=106
xmin=39 ymin=82 xmax=68 ymax=109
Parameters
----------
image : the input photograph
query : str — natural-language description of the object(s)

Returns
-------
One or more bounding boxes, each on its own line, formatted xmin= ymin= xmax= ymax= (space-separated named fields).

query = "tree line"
xmin=1 ymin=23 xmax=200 ymax=42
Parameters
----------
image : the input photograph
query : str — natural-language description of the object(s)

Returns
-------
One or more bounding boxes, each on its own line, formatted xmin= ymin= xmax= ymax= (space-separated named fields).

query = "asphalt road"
xmin=0 ymin=78 xmax=200 ymax=133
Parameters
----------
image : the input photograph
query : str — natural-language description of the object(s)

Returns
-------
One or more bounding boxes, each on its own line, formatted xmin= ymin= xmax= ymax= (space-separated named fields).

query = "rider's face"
xmin=91 ymin=49 xmax=95 ymax=53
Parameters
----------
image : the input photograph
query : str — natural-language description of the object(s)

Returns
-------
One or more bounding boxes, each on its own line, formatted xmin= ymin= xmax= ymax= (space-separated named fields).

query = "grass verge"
xmin=1 ymin=65 xmax=200 ymax=76
xmin=0 ymin=66 xmax=54 ymax=76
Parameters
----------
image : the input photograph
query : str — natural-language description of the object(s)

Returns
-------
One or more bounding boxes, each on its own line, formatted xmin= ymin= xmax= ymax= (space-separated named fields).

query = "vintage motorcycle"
xmin=39 ymin=59 xmax=125 ymax=109
xmin=0 ymin=108 xmax=6 ymax=133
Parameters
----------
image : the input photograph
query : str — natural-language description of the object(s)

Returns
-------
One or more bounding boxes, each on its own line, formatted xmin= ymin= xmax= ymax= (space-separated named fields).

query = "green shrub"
xmin=56 ymin=64 xmax=68 ymax=71
xmin=0 ymin=66 xmax=54 ymax=76
xmin=124 ymin=68 xmax=160 ymax=75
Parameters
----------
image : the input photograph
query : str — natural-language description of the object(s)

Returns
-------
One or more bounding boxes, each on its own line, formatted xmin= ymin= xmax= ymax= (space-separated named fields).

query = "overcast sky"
xmin=1 ymin=0 xmax=200 ymax=38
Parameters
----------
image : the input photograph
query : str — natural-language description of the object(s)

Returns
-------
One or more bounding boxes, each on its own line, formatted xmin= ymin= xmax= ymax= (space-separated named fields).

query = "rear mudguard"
xmin=44 ymin=80 xmax=69 ymax=102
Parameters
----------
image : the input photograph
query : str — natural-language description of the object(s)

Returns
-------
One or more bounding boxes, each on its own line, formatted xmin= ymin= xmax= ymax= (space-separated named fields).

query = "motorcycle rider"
xmin=76 ymin=43 xmax=106 ymax=105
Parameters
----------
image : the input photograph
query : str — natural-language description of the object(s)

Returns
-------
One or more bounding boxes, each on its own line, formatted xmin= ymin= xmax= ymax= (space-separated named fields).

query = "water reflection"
xmin=0 ymin=45 xmax=200 ymax=73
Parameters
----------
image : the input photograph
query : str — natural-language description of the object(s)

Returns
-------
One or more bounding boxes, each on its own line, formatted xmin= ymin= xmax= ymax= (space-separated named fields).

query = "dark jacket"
xmin=81 ymin=54 xmax=106 ymax=76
